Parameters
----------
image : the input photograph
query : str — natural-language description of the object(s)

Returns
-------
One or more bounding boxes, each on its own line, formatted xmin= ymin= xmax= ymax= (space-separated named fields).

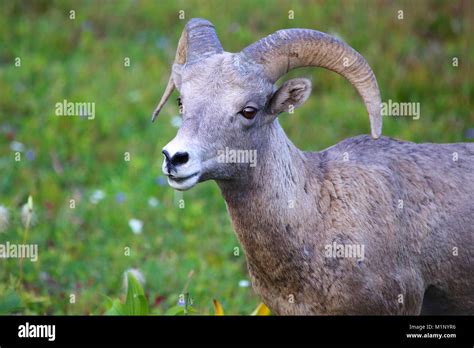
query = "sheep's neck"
xmin=217 ymin=121 xmax=322 ymax=293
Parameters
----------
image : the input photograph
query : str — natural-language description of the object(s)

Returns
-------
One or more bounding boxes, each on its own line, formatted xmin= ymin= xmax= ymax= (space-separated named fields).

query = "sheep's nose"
xmin=162 ymin=149 xmax=189 ymax=167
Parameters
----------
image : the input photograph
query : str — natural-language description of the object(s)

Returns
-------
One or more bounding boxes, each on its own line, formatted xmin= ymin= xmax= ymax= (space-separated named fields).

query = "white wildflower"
xmin=21 ymin=196 xmax=35 ymax=228
xmin=10 ymin=140 xmax=25 ymax=152
xmin=90 ymin=190 xmax=106 ymax=204
xmin=238 ymin=279 xmax=250 ymax=288
xmin=147 ymin=197 xmax=159 ymax=207
xmin=128 ymin=218 xmax=143 ymax=234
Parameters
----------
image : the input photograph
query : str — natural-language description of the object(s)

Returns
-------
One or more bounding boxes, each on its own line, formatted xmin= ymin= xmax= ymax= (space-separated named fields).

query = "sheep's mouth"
xmin=166 ymin=171 xmax=200 ymax=191
xmin=167 ymin=172 xmax=199 ymax=183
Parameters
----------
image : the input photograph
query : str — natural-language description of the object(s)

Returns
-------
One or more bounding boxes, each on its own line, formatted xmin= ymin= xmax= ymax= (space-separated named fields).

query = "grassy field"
xmin=0 ymin=0 xmax=472 ymax=315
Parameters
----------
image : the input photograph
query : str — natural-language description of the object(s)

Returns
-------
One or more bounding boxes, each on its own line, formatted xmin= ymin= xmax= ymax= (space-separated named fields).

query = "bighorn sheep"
xmin=152 ymin=19 xmax=474 ymax=315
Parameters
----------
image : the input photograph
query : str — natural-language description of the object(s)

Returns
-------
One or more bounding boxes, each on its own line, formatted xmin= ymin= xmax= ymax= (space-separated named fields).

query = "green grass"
xmin=0 ymin=0 xmax=471 ymax=315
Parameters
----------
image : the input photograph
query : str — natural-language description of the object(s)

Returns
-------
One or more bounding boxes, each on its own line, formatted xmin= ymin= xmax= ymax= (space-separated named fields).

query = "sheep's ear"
xmin=267 ymin=78 xmax=312 ymax=116
xmin=171 ymin=64 xmax=183 ymax=91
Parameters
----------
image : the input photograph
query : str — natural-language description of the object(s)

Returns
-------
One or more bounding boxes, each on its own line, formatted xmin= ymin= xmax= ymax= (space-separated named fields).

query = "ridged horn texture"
xmin=152 ymin=18 xmax=223 ymax=121
xmin=241 ymin=29 xmax=382 ymax=139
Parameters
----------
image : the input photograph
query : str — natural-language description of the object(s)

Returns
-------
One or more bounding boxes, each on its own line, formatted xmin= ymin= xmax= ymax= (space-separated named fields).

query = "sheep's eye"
xmin=240 ymin=106 xmax=258 ymax=119
xmin=177 ymin=97 xmax=183 ymax=114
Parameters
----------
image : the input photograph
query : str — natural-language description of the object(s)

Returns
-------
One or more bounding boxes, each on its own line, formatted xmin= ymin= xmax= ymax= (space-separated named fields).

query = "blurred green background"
xmin=0 ymin=0 xmax=472 ymax=314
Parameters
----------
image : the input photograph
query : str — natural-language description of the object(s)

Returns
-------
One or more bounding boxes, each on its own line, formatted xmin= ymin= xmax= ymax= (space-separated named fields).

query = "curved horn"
xmin=152 ymin=18 xmax=223 ymax=122
xmin=240 ymin=29 xmax=382 ymax=139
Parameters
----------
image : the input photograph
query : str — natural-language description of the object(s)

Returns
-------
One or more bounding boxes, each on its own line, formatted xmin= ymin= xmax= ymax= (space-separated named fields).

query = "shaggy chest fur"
xmin=221 ymin=169 xmax=408 ymax=315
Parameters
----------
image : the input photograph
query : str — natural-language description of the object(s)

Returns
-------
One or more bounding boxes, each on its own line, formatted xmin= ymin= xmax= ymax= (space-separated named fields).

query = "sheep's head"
xmin=153 ymin=19 xmax=382 ymax=191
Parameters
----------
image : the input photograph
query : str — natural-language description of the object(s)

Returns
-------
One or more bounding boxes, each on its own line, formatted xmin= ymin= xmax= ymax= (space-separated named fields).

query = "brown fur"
xmin=218 ymin=128 xmax=474 ymax=314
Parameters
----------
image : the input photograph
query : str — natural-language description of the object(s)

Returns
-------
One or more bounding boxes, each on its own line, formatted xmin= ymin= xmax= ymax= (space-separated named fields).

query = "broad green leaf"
xmin=124 ymin=274 xmax=149 ymax=315
xmin=105 ymin=299 xmax=126 ymax=315
xmin=185 ymin=306 xmax=197 ymax=314
xmin=165 ymin=305 xmax=186 ymax=315
xmin=105 ymin=274 xmax=149 ymax=315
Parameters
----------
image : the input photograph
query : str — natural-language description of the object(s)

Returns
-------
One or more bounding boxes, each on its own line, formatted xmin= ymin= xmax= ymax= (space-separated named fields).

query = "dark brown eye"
xmin=240 ymin=106 xmax=258 ymax=119
xmin=177 ymin=97 xmax=183 ymax=114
